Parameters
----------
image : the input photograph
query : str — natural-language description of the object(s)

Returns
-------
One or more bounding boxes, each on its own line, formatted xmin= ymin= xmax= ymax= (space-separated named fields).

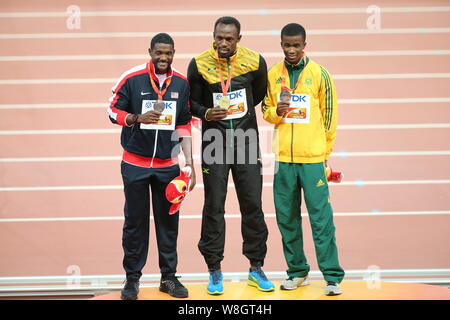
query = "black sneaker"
xmin=121 ymin=280 xmax=139 ymax=300
xmin=159 ymin=275 xmax=188 ymax=298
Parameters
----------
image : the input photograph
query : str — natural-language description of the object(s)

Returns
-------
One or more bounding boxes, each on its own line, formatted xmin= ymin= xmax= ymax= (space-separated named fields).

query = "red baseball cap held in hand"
xmin=165 ymin=166 xmax=192 ymax=215
xmin=326 ymin=166 xmax=344 ymax=183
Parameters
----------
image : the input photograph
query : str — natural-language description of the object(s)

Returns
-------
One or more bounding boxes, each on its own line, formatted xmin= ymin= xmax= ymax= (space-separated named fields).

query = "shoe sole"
xmin=159 ymin=287 xmax=188 ymax=298
xmin=120 ymin=293 xmax=138 ymax=300
xmin=247 ymin=279 xmax=275 ymax=292
xmin=280 ymin=280 xmax=310 ymax=290
xmin=207 ymin=289 xmax=224 ymax=295
xmin=325 ymin=287 xmax=343 ymax=296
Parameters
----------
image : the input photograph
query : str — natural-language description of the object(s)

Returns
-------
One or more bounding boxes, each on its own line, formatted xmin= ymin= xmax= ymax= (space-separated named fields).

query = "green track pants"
xmin=274 ymin=161 xmax=345 ymax=283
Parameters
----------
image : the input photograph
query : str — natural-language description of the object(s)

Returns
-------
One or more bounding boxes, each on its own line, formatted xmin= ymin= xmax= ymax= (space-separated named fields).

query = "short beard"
xmin=155 ymin=63 xmax=169 ymax=74
xmin=218 ymin=52 xmax=232 ymax=59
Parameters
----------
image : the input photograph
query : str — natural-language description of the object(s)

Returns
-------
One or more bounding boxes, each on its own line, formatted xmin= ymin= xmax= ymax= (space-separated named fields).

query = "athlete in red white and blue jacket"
xmin=107 ymin=33 xmax=195 ymax=300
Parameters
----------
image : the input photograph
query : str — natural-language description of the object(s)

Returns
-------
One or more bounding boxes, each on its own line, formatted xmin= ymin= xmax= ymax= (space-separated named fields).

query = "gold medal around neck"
xmin=218 ymin=96 xmax=230 ymax=109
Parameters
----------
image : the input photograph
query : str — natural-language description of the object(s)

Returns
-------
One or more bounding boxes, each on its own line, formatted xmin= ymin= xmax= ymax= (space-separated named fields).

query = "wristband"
xmin=204 ymin=108 xmax=212 ymax=121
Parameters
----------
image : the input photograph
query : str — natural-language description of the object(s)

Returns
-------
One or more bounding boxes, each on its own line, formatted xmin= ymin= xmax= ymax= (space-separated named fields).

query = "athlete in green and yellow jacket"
xmin=263 ymin=50 xmax=337 ymax=163
xmin=262 ymin=23 xmax=345 ymax=296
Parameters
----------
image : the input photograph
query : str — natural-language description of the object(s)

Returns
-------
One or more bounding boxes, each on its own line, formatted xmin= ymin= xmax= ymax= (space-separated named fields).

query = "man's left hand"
xmin=186 ymin=164 xmax=196 ymax=192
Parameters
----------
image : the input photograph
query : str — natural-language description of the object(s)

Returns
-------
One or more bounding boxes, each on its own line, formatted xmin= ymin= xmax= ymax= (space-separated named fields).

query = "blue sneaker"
xmin=207 ymin=271 xmax=224 ymax=295
xmin=248 ymin=268 xmax=275 ymax=292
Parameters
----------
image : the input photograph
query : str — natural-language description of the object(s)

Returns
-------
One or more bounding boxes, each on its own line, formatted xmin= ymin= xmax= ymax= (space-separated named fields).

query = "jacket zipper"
xmin=288 ymin=60 xmax=306 ymax=163
xmin=227 ymin=59 xmax=234 ymax=148
xmin=151 ymin=80 xmax=163 ymax=168
xmin=150 ymin=129 xmax=159 ymax=168
xmin=290 ymin=67 xmax=294 ymax=162
xmin=291 ymin=124 xmax=294 ymax=162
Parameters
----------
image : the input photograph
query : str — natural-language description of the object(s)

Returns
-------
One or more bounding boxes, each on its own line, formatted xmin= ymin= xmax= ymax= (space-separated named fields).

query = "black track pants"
xmin=121 ymin=161 xmax=180 ymax=281
xmin=198 ymin=160 xmax=268 ymax=271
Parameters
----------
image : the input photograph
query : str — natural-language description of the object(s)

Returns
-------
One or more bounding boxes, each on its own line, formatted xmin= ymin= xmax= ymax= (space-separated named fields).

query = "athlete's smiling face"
xmin=214 ymin=23 xmax=241 ymax=58
xmin=281 ymin=34 xmax=306 ymax=65
xmin=149 ymin=43 xmax=175 ymax=74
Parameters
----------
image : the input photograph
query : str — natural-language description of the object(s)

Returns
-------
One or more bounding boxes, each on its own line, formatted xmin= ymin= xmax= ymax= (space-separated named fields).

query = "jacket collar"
xmin=147 ymin=60 xmax=173 ymax=83
xmin=284 ymin=55 xmax=309 ymax=71
xmin=209 ymin=43 xmax=240 ymax=64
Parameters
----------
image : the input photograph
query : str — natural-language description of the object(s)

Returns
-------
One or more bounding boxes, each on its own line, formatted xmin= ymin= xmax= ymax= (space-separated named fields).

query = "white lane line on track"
xmin=0 ymin=123 xmax=449 ymax=135
xmin=0 ymin=156 xmax=122 ymax=162
xmin=331 ymin=150 xmax=450 ymax=157
xmin=1 ymin=6 xmax=449 ymax=18
xmin=337 ymin=123 xmax=450 ymax=129
xmin=1 ymin=28 xmax=450 ymax=39
xmin=2 ymin=73 xmax=450 ymax=84
xmin=1 ymin=151 xmax=450 ymax=163
xmin=0 ymin=103 xmax=106 ymax=109
xmin=0 ymin=211 xmax=449 ymax=223
xmin=1 ymin=50 xmax=450 ymax=61
xmin=1 ymin=98 xmax=449 ymax=110
xmin=1 ymin=180 xmax=450 ymax=192
xmin=0 ymin=78 xmax=115 ymax=84
xmin=339 ymin=97 xmax=450 ymax=104
xmin=0 ymin=129 xmax=120 ymax=134
xmin=334 ymin=73 xmax=450 ymax=79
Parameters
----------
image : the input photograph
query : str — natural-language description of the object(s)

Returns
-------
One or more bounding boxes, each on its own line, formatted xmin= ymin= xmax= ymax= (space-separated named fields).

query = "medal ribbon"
xmin=215 ymin=50 xmax=235 ymax=96
xmin=281 ymin=55 xmax=307 ymax=93
xmin=147 ymin=62 xmax=172 ymax=100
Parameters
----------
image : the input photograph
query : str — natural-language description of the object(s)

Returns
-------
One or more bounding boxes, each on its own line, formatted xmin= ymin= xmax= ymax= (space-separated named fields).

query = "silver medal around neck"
xmin=154 ymin=100 xmax=165 ymax=112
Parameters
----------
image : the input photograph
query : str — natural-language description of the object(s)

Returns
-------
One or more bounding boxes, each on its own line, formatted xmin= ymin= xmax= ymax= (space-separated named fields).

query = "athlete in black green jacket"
xmin=187 ymin=16 xmax=274 ymax=294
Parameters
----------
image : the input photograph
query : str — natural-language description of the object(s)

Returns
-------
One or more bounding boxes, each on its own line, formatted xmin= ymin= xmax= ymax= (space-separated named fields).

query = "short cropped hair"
xmin=281 ymin=23 xmax=306 ymax=40
xmin=150 ymin=33 xmax=174 ymax=49
xmin=214 ymin=16 xmax=241 ymax=34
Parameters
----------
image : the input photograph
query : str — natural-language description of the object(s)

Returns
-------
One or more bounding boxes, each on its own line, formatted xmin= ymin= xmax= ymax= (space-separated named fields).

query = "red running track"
xmin=0 ymin=0 xmax=449 ymax=280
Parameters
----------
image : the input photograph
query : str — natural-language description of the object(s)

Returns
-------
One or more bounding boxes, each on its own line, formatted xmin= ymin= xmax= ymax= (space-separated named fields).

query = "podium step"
xmin=92 ymin=280 xmax=450 ymax=300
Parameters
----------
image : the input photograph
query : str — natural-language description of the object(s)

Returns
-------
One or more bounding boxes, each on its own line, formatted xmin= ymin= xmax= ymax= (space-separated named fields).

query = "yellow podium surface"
xmin=92 ymin=281 xmax=450 ymax=300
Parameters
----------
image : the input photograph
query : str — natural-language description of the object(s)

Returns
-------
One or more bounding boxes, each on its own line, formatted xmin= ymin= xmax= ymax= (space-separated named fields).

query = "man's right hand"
xmin=205 ymin=106 xmax=228 ymax=121
xmin=138 ymin=110 xmax=162 ymax=124
xmin=276 ymin=101 xmax=290 ymax=117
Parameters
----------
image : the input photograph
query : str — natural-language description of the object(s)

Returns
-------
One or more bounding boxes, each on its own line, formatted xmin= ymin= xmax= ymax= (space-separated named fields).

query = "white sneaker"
xmin=324 ymin=282 xmax=343 ymax=296
xmin=280 ymin=276 xmax=310 ymax=290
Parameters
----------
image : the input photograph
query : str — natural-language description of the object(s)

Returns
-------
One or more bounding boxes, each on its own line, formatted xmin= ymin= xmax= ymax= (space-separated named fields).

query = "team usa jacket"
xmin=108 ymin=61 xmax=191 ymax=168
